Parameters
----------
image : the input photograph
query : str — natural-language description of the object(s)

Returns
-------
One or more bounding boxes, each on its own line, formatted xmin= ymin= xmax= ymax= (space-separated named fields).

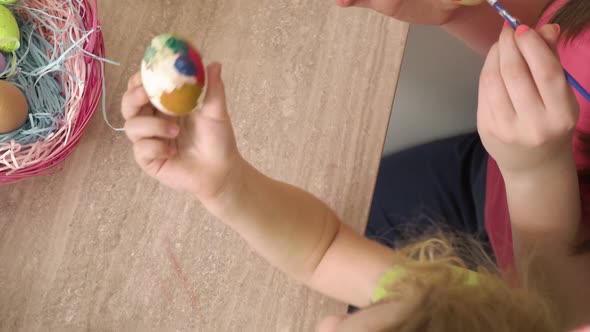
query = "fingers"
xmin=514 ymin=24 xmax=570 ymax=112
xmin=536 ymin=24 xmax=560 ymax=54
xmin=122 ymin=72 xmax=179 ymax=168
xmin=498 ymin=25 xmax=544 ymax=117
xmin=124 ymin=116 xmax=179 ymax=143
xmin=200 ymin=63 xmax=230 ymax=121
xmin=134 ymin=138 xmax=176 ymax=165
xmin=480 ymin=43 xmax=516 ymax=126
xmin=122 ymin=85 xmax=152 ymax=120
xmin=127 ymin=72 xmax=143 ymax=90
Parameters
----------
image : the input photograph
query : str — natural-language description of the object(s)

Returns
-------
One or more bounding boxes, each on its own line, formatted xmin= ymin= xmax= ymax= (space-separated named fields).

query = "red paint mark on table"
xmin=164 ymin=236 xmax=201 ymax=318
xmin=157 ymin=275 xmax=174 ymax=304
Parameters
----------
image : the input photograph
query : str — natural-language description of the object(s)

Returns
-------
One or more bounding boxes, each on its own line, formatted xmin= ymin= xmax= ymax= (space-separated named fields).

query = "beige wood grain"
xmin=0 ymin=0 xmax=407 ymax=331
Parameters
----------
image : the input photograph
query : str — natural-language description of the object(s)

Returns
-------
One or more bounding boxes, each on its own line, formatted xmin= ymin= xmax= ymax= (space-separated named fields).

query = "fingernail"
xmin=503 ymin=21 xmax=511 ymax=28
xmin=169 ymin=125 xmax=179 ymax=136
xmin=516 ymin=25 xmax=530 ymax=36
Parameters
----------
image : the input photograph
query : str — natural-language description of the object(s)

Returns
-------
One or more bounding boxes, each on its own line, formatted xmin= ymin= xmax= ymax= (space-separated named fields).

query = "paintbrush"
xmin=485 ymin=0 xmax=590 ymax=102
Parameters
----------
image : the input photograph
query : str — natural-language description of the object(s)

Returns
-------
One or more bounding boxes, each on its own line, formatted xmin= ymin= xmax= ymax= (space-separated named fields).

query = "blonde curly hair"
xmin=377 ymin=235 xmax=563 ymax=332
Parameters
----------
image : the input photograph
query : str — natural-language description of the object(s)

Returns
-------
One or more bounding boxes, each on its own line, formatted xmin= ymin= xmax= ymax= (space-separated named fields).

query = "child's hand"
xmin=477 ymin=24 xmax=579 ymax=177
xmin=337 ymin=0 xmax=484 ymax=24
xmin=121 ymin=63 xmax=242 ymax=200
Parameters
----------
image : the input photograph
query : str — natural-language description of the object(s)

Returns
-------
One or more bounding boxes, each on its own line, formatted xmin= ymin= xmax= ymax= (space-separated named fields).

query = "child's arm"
xmin=121 ymin=64 xmax=399 ymax=307
xmin=505 ymin=151 xmax=590 ymax=327
xmin=340 ymin=0 xmax=552 ymax=55
xmin=205 ymin=160 xmax=398 ymax=307
xmin=478 ymin=24 xmax=590 ymax=326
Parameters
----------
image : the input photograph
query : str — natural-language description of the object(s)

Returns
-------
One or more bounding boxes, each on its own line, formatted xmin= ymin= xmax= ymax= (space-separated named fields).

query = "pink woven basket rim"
xmin=0 ymin=0 xmax=105 ymax=184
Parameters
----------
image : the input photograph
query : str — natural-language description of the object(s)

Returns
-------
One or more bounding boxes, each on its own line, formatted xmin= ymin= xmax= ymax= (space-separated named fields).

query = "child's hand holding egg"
xmin=141 ymin=34 xmax=206 ymax=116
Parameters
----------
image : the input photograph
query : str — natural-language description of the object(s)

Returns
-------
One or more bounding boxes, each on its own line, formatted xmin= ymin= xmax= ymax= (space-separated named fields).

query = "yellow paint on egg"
xmin=160 ymin=84 xmax=202 ymax=116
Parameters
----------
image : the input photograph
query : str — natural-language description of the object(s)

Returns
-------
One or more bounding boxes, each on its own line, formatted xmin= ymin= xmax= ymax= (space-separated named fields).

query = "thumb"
xmin=537 ymin=23 xmax=561 ymax=55
xmin=199 ymin=63 xmax=229 ymax=121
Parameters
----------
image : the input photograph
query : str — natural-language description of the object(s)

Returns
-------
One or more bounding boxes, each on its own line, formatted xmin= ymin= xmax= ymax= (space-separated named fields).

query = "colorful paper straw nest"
xmin=0 ymin=0 xmax=110 ymax=184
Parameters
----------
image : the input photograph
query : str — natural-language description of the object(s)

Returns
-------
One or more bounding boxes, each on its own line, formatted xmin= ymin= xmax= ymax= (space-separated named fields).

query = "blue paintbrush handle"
xmin=491 ymin=2 xmax=520 ymax=29
xmin=566 ymin=70 xmax=590 ymax=102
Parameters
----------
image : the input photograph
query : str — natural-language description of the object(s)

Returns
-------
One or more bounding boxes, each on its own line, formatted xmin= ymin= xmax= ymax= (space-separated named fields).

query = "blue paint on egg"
xmin=174 ymin=55 xmax=198 ymax=76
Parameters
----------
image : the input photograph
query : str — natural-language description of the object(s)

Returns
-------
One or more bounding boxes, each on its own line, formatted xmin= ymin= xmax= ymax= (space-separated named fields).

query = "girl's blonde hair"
xmin=377 ymin=234 xmax=563 ymax=332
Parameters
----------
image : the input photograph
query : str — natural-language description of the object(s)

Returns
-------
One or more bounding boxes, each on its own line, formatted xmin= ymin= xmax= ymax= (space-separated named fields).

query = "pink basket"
xmin=0 ymin=0 xmax=105 ymax=184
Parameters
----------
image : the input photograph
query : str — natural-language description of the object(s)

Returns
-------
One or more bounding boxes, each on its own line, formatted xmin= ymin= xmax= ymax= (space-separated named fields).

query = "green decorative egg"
xmin=0 ymin=4 xmax=19 ymax=52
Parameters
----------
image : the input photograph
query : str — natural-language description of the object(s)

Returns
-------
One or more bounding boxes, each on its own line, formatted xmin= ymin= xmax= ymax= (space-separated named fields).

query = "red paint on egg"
xmin=188 ymin=47 xmax=206 ymax=86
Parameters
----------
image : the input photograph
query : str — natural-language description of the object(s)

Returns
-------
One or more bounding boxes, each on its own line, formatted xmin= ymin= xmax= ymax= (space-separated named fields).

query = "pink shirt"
xmin=485 ymin=0 xmax=590 ymax=272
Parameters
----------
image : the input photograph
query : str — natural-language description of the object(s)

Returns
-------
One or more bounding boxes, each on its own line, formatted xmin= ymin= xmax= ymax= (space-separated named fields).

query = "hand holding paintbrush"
xmin=485 ymin=0 xmax=590 ymax=103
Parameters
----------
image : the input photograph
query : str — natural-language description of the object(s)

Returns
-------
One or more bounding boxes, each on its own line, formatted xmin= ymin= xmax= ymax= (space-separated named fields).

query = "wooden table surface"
xmin=0 ymin=1 xmax=407 ymax=331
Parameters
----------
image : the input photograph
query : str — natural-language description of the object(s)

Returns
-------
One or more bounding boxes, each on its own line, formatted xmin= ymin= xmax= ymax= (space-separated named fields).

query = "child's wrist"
xmin=502 ymin=149 xmax=576 ymax=187
xmin=196 ymin=155 xmax=251 ymax=220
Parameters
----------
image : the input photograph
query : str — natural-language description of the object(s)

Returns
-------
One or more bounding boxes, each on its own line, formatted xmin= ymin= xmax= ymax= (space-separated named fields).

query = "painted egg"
xmin=0 ymin=80 xmax=28 ymax=134
xmin=0 ymin=5 xmax=20 ymax=53
xmin=141 ymin=34 xmax=206 ymax=116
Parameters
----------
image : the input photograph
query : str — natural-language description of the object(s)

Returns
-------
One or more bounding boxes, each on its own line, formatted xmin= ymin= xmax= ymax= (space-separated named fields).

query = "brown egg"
xmin=0 ymin=80 xmax=28 ymax=134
